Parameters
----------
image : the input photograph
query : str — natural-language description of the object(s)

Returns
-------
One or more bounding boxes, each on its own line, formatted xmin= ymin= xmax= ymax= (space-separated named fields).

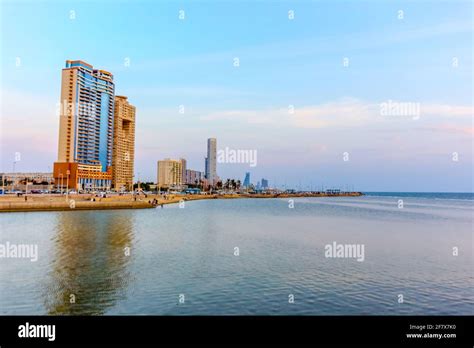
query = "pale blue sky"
xmin=1 ymin=0 xmax=472 ymax=191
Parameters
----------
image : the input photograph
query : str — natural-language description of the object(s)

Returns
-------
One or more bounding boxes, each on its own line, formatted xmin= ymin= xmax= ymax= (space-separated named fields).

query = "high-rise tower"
xmin=112 ymin=96 xmax=136 ymax=191
xmin=54 ymin=60 xmax=115 ymax=190
xmin=205 ymin=138 xmax=217 ymax=184
xmin=243 ymin=172 xmax=251 ymax=188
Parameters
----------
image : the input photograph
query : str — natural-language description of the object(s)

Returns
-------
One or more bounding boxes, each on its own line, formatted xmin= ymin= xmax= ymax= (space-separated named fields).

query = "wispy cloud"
xmin=199 ymin=98 xmax=473 ymax=129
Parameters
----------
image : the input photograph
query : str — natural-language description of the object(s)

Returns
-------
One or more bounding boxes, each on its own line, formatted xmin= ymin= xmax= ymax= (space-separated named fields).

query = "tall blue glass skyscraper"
xmin=57 ymin=60 xmax=115 ymax=170
xmin=54 ymin=60 xmax=115 ymax=190
xmin=243 ymin=172 xmax=250 ymax=188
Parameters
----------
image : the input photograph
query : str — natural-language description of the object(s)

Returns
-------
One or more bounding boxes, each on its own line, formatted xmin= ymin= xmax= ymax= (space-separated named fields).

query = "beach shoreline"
xmin=0 ymin=192 xmax=363 ymax=213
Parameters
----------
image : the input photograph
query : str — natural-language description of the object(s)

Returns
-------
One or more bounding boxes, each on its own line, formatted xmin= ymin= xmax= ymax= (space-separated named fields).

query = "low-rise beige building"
xmin=157 ymin=159 xmax=185 ymax=188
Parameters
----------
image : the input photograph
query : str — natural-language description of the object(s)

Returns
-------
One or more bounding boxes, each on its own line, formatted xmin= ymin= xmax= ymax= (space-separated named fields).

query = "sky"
xmin=0 ymin=0 xmax=472 ymax=191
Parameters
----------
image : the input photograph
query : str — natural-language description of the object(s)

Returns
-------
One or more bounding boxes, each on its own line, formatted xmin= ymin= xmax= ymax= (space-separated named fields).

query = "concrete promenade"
xmin=0 ymin=192 xmax=363 ymax=213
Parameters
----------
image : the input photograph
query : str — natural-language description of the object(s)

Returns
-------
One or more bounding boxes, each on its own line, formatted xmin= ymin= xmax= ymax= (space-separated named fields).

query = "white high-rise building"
xmin=205 ymin=138 xmax=217 ymax=184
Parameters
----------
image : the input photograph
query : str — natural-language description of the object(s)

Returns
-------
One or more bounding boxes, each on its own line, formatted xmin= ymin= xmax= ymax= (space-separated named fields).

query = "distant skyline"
xmin=0 ymin=0 xmax=472 ymax=192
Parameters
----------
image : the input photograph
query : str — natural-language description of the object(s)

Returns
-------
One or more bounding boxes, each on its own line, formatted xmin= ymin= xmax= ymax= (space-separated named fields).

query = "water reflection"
xmin=43 ymin=211 xmax=135 ymax=315
xmin=1 ymin=195 xmax=470 ymax=315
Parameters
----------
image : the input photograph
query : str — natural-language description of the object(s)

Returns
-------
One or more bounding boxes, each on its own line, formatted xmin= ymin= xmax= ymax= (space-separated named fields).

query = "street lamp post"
xmin=25 ymin=181 xmax=30 ymax=201
xmin=59 ymin=173 xmax=63 ymax=195
xmin=66 ymin=170 xmax=70 ymax=201
xmin=48 ymin=166 xmax=52 ymax=194
xmin=12 ymin=161 xmax=17 ymax=191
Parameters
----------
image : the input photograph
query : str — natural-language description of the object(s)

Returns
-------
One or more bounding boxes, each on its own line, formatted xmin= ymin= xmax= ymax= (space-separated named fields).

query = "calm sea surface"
xmin=0 ymin=193 xmax=472 ymax=315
